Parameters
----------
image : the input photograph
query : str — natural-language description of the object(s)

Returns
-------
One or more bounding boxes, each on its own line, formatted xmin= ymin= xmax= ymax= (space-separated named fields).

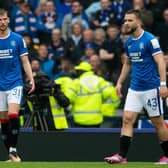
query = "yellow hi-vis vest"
xmin=49 ymin=96 xmax=68 ymax=129
xmin=101 ymin=86 xmax=120 ymax=117
xmin=70 ymin=71 xmax=112 ymax=126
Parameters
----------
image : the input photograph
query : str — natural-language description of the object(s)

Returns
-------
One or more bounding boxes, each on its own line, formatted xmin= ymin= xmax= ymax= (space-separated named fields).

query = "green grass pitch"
xmin=0 ymin=162 xmax=168 ymax=168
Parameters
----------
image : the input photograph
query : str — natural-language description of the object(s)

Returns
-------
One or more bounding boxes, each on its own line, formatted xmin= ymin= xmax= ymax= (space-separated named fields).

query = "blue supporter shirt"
xmin=125 ymin=31 xmax=162 ymax=91
xmin=0 ymin=31 xmax=28 ymax=91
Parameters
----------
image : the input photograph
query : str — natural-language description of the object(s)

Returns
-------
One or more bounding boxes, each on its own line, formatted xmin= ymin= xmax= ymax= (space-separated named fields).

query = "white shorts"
xmin=124 ymin=88 xmax=163 ymax=117
xmin=0 ymin=86 xmax=23 ymax=111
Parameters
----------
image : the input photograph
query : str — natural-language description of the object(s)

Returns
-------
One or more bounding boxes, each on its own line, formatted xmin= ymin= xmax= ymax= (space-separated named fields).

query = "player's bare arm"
xmin=154 ymin=53 xmax=168 ymax=98
xmin=116 ymin=57 xmax=131 ymax=97
xmin=21 ymin=55 xmax=35 ymax=94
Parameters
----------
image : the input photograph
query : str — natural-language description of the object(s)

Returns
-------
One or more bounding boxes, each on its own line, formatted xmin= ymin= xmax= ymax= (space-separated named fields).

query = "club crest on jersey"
xmin=139 ymin=42 xmax=144 ymax=49
xmin=10 ymin=40 xmax=16 ymax=47
xmin=128 ymin=45 xmax=131 ymax=49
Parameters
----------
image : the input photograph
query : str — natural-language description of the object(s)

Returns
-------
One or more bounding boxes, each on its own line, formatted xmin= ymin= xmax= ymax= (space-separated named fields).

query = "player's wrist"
xmin=160 ymin=81 xmax=167 ymax=86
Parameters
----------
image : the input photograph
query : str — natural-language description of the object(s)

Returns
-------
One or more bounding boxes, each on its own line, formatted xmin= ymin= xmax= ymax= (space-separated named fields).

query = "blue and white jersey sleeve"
xmin=19 ymin=38 xmax=28 ymax=57
xmin=148 ymin=37 xmax=162 ymax=56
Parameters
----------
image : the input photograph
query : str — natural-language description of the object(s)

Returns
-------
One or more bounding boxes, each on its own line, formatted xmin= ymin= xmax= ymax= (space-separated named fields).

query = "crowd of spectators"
xmin=1 ymin=0 xmax=168 ymax=129
xmin=1 ymin=0 xmax=167 ymax=81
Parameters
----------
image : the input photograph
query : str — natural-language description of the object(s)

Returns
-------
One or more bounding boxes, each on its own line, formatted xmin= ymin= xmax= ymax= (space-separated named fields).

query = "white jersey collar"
xmin=132 ymin=30 xmax=144 ymax=40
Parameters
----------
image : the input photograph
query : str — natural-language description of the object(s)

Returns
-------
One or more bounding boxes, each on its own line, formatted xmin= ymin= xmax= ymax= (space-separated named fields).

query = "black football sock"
xmin=160 ymin=141 xmax=168 ymax=157
xmin=8 ymin=113 xmax=20 ymax=150
xmin=1 ymin=119 xmax=10 ymax=153
xmin=119 ymin=135 xmax=132 ymax=158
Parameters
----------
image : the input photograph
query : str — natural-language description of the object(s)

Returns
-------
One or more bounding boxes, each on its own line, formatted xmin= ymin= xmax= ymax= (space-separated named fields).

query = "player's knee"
xmin=122 ymin=116 xmax=134 ymax=127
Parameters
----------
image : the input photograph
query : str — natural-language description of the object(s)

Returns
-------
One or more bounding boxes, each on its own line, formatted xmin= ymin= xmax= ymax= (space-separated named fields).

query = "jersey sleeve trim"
xmin=20 ymin=52 xmax=29 ymax=57
xmin=152 ymin=51 xmax=162 ymax=56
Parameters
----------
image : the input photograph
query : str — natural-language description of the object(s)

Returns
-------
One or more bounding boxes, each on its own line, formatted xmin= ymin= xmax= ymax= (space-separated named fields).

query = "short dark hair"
xmin=125 ymin=9 xmax=142 ymax=20
xmin=0 ymin=8 xmax=8 ymax=16
xmin=107 ymin=23 xmax=119 ymax=30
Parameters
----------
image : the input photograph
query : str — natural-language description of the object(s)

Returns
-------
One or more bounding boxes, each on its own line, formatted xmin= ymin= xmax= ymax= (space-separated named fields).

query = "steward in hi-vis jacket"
xmin=68 ymin=61 xmax=120 ymax=127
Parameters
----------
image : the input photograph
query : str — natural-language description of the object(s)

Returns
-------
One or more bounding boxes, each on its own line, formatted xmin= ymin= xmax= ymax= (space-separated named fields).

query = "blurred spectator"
xmin=111 ymin=0 xmax=132 ymax=26
xmin=56 ymin=58 xmax=75 ymax=78
xmin=37 ymin=0 xmax=63 ymax=44
xmin=82 ymin=28 xmax=94 ymax=43
xmin=146 ymin=0 xmax=165 ymax=25
xmin=154 ymin=8 xmax=168 ymax=53
xmin=120 ymin=24 xmax=130 ymax=50
xmin=31 ymin=58 xmax=42 ymax=76
xmin=12 ymin=0 xmax=39 ymax=44
xmin=80 ymin=0 xmax=97 ymax=9
xmin=35 ymin=1 xmax=46 ymax=16
xmin=56 ymin=0 xmax=72 ymax=16
xmin=92 ymin=0 xmax=117 ymax=29
xmin=48 ymin=28 xmax=65 ymax=60
xmin=85 ymin=1 xmax=101 ymax=20
xmin=27 ymin=0 xmax=40 ymax=13
xmin=9 ymin=0 xmax=21 ymax=26
xmin=132 ymin=0 xmax=154 ymax=32
xmin=22 ymin=34 xmax=38 ymax=60
xmin=94 ymin=28 xmax=106 ymax=51
xmin=33 ymin=0 xmax=60 ymax=15
xmin=29 ymin=0 xmax=61 ymax=13
xmin=132 ymin=0 xmax=144 ymax=9
xmin=37 ymin=44 xmax=58 ymax=79
xmin=89 ymin=54 xmax=108 ymax=79
xmin=100 ymin=24 xmax=123 ymax=83
xmin=81 ymin=42 xmax=97 ymax=62
xmin=62 ymin=0 xmax=90 ymax=40
xmin=106 ymin=24 xmax=121 ymax=43
xmin=69 ymin=22 xmax=83 ymax=46
xmin=64 ymin=22 xmax=84 ymax=64
xmin=79 ymin=29 xmax=97 ymax=63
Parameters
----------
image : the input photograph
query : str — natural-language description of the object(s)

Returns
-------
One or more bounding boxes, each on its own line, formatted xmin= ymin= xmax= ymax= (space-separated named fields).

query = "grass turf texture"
xmin=0 ymin=162 xmax=167 ymax=168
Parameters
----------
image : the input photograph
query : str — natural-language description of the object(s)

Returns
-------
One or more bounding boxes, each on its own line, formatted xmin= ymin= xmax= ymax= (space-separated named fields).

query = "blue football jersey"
xmin=0 ymin=31 xmax=28 ymax=91
xmin=125 ymin=31 xmax=162 ymax=91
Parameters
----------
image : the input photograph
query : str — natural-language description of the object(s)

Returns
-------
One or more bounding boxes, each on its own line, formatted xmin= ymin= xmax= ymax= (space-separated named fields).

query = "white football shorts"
xmin=0 ymin=86 xmax=23 ymax=111
xmin=124 ymin=88 xmax=163 ymax=117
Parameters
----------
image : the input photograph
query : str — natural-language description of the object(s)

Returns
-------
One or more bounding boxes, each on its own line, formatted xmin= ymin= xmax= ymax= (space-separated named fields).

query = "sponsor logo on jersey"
xmin=139 ymin=42 xmax=144 ymax=49
xmin=130 ymin=52 xmax=143 ymax=62
xmin=11 ymin=40 xmax=16 ymax=47
xmin=0 ymin=49 xmax=13 ymax=59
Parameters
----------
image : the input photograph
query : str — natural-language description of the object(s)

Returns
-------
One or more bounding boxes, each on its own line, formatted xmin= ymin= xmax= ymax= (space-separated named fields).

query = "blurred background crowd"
xmin=1 ymin=0 xmax=168 ymax=131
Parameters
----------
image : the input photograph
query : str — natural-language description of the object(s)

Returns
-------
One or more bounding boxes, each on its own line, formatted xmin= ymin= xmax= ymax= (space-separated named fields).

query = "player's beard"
xmin=125 ymin=26 xmax=137 ymax=35
xmin=0 ymin=24 xmax=8 ymax=34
